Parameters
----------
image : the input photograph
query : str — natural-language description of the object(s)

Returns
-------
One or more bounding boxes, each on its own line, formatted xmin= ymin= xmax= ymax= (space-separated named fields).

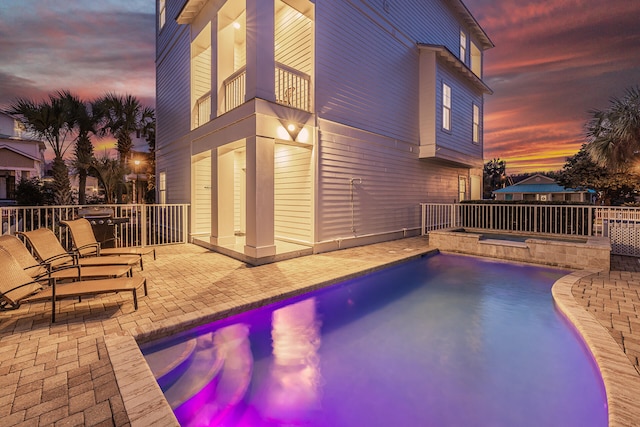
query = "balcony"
xmin=222 ymin=63 xmax=311 ymax=114
xmin=193 ymin=91 xmax=211 ymax=129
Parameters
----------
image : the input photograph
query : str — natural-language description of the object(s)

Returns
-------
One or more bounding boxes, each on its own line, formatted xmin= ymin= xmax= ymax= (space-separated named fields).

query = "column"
xmin=244 ymin=136 xmax=276 ymax=258
xmin=245 ymin=0 xmax=275 ymax=102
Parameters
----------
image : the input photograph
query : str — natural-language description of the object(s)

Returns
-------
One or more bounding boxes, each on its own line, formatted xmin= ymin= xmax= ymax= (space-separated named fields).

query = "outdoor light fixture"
xmin=233 ymin=21 xmax=241 ymax=29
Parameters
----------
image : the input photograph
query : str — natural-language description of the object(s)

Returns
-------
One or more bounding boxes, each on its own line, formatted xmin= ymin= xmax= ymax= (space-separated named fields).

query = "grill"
xmin=77 ymin=207 xmax=128 ymax=248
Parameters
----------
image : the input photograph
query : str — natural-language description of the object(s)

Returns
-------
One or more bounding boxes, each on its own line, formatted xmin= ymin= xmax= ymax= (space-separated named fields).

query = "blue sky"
xmin=1 ymin=0 xmax=639 ymax=172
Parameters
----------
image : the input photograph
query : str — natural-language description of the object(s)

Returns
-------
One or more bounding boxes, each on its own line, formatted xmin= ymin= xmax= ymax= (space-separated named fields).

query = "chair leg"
xmin=143 ymin=278 xmax=148 ymax=296
xmin=153 ymin=249 xmax=156 ymax=260
xmin=133 ymin=289 xmax=138 ymax=310
xmin=140 ymin=256 xmax=144 ymax=271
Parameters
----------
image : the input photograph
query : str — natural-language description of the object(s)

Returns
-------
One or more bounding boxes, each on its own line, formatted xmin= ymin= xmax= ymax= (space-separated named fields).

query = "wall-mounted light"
xmin=233 ymin=21 xmax=241 ymax=29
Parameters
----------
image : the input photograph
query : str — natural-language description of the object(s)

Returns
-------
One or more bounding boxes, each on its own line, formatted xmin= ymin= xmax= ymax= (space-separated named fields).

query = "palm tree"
xmin=94 ymin=93 xmax=146 ymax=202
xmin=9 ymin=92 xmax=74 ymax=204
xmin=90 ymin=155 xmax=125 ymax=204
xmin=139 ymin=107 xmax=156 ymax=202
xmin=586 ymin=86 xmax=640 ymax=170
xmin=59 ymin=92 xmax=97 ymax=205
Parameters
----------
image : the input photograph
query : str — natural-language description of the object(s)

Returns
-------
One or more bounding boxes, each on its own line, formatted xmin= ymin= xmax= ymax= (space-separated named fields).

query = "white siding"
xmin=193 ymin=154 xmax=212 ymax=234
xmin=435 ymin=61 xmax=484 ymax=158
xmin=316 ymin=120 xmax=467 ymax=242
xmin=275 ymin=144 xmax=312 ymax=243
xmin=275 ymin=0 xmax=312 ymax=75
xmin=315 ymin=0 xmax=418 ymax=143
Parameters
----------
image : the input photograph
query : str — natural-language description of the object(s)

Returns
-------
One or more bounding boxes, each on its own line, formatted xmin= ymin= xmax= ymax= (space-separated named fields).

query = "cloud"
xmin=466 ymin=0 xmax=640 ymax=173
xmin=0 ymin=2 xmax=156 ymax=109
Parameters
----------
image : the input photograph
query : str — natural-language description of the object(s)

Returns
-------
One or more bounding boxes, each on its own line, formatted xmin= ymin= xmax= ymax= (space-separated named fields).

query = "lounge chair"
xmin=0 ymin=235 xmax=132 ymax=281
xmin=61 ymin=218 xmax=155 ymax=270
xmin=18 ymin=228 xmax=140 ymax=270
xmin=0 ymin=246 xmax=147 ymax=322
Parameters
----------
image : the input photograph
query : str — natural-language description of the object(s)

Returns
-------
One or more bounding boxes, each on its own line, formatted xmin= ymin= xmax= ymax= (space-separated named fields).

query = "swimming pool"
xmin=141 ymin=253 xmax=607 ymax=426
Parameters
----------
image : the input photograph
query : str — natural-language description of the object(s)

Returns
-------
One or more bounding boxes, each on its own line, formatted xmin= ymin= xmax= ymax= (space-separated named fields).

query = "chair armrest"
xmin=44 ymin=252 xmax=78 ymax=266
xmin=77 ymin=242 xmax=101 ymax=256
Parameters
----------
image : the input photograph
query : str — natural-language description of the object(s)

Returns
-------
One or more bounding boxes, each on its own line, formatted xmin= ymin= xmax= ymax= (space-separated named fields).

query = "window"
xmin=471 ymin=41 xmax=481 ymax=77
xmin=472 ymin=104 xmax=480 ymax=143
xmin=159 ymin=0 xmax=166 ymax=31
xmin=159 ymin=171 xmax=166 ymax=204
xmin=460 ymin=31 xmax=467 ymax=62
xmin=442 ymin=83 xmax=451 ymax=131
xmin=458 ymin=176 xmax=466 ymax=202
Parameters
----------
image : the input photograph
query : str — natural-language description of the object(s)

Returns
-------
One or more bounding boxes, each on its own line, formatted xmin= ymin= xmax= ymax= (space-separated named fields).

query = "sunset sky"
xmin=1 ymin=0 xmax=639 ymax=174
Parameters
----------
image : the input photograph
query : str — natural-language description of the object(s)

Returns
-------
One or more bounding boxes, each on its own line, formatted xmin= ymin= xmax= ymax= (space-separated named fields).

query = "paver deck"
xmin=1 ymin=237 xmax=639 ymax=426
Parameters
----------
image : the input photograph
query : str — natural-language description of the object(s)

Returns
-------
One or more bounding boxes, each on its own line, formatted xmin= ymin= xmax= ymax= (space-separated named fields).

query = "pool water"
xmin=142 ymin=253 xmax=608 ymax=427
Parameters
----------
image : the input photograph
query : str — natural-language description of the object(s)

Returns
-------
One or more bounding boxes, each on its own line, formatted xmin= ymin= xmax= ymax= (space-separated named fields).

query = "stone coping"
xmin=552 ymin=270 xmax=640 ymax=426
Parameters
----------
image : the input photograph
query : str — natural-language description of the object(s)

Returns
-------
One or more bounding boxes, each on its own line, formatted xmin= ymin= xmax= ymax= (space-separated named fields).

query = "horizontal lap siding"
xmin=193 ymin=155 xmax=212 ymax=234
xmin=275 ymin=144 xmax=312 ymax=242
xmin=317 ymin=121 xmax=466 ymax=242
xmin=436 ymin=63 xmax=484 ymax=157
xmin=315 ymin=0 xmax=419 ymax=143
xmin=157 ymin=10 xmax=191 ymax=204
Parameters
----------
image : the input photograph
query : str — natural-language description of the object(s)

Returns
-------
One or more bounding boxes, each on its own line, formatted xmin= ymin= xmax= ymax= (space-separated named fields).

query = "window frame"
xmin=159 ymin=171 xmax=167 ymax=204
xmin=442 ymin=83 xmax=452 ymax=131
xmin=472 ymin=103 xmax=480 ymax=144
xmin=459 ymin=31 xmax=467 ymax=62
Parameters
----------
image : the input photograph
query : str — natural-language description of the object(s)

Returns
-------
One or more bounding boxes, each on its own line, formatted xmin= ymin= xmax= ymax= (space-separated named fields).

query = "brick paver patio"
xmin=1 ymin=237 xmax=639 ymax=426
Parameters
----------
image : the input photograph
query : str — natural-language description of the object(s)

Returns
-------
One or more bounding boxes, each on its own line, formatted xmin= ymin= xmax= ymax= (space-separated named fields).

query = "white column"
xmin=244 ymin=136 xmax=276 ymax=258
xmin=210 ymin=148 xmax=236 ymax=246
xmin=245 ymin=0 xmax=275 ymax=102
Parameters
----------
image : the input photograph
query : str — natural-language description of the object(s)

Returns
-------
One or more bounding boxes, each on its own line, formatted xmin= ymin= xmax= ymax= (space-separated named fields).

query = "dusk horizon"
xmin=1 ymin=0 xmax=639 ymax=174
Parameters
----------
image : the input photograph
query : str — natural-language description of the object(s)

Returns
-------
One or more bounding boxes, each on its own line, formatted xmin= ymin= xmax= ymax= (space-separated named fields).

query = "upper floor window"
xmin=471 ymin=41 xmax=481 ymax=77
xmin=442 ymin=83 xmax=451 ymax=131
xmin=158 ymin=0 xmax=166 ymax=31
xmin=459 ymin=31 xmax=467 ymax=62
xmin=472 ymin=104 xmax=480 ymax=143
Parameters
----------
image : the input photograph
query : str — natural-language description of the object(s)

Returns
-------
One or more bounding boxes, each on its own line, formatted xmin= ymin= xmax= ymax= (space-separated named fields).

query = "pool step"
xmin=173 ymin=325 xmax=254 ymax=425
xmin=162 ymin=334 xmax=225 ymax=409
xmin=144 ymin=337 xmax=197 ymax=387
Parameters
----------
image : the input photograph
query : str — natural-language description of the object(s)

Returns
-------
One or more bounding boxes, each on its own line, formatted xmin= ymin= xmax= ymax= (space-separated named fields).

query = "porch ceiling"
xmin=177 ymin=0 xmax=208 ymax=24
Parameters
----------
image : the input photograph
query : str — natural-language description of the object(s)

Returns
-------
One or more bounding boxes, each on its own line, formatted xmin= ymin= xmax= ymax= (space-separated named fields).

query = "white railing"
xmin=421 ymin=202 xmax=640 ymax=256
xmin=1 ymin=204 xmax=190 ymax=251
xmin=194 ymin=91 xmax=211 ymax=128
xmin=222 ymin=64 xmax=311 ymax=113
xmin=421 ymin=203 xmax=595 ymax=237
xmin=224 ymin=67 xmax=247 ymax=112
xmin=275 ymin=62 xmax=311 ymax=112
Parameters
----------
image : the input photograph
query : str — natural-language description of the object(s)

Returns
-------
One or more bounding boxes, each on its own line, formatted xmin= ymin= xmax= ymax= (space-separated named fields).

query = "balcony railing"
xmin=194 ymin=91 xmax=211 ymax=129
xmin=1 ymin=204 xmax=190 ymax=251
xmin=224 ymin=66 xmax=247 ymax=113
xmin=275 ymin=62 xmax=311 ymax=112
xmin=222 ymin=63 xmax=311 ymax=113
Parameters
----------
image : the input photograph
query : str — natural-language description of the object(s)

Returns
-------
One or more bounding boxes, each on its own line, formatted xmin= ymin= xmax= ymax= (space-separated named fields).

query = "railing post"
xmin=141 ymin=205 xmax=148 ymax=247
xmin=421 ymin=203 xmax=426 ymax=236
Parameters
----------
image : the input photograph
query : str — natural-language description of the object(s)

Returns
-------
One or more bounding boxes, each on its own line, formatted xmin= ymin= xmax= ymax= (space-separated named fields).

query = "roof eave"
xmin=448 ymin=0 xmax=494 ymax=50
xmin=418 ymin=44 xmax=493 ymax=95
xmin=176 ymin=0 xmax=208 ymax=24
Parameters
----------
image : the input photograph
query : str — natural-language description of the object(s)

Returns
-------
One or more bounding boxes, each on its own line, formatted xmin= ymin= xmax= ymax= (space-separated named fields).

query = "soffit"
xmin=447 ymin=0 xmax=494 ymax=50
xmin=177 ymin=0 xmax=208 ymax=24
xmin=418 ymin=44 xmax=493 ymax=95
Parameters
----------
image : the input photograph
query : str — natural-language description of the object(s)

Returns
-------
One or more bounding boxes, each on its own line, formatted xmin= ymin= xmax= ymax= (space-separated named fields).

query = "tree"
xmin=139 ymin=107 xmax=156 ymax=203
xmin=60 ymin=92 xmax=97 ymax=205
xmin=9 ymin=92 xmax=74 ymax=204
xmin=557 ymin=145 xmax=639 ymax=205
xmin=94 ymin=93 xmax=148 ymax=203
xmin=15 ymin=177 xmax=54 ymax=206
xmin=483 ymin=158 xmax=507 ymax=199
xmin=585 ymin=86 xmax=640 ymax=170
xmin=90 ymin=156 xmax=125 ymax=204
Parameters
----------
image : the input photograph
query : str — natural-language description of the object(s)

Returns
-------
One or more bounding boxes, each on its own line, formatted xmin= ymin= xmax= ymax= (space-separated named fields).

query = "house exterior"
xmin=156 ymin=0 xmax=493 ymax=263
xmin=492 ymin=174 xmax=596 ymax=203
xmin=0 ymin=111 xmax=46 ymax=205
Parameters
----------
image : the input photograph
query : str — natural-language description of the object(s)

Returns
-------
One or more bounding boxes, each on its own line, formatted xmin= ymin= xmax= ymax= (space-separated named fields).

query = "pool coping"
xmin=105 ymin=251 xmax=640 ymax=427
xmin=552 ymin=270 xmax=640 ymax=426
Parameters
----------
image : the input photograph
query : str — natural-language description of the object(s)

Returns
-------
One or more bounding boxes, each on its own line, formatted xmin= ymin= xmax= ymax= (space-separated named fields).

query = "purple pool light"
xmin=142 ymin=253 xmax=608 ymax=426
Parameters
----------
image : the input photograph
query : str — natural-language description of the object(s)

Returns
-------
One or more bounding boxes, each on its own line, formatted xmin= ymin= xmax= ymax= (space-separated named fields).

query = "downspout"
xmin=350 ymin=177 xmax=362 ymax=233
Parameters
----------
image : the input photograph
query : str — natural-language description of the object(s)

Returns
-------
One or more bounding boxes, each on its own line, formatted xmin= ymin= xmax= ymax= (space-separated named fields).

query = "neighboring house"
xmin=0 ymin=111 xmax=46 ymax=205
xmin=492 ymin=174 xmax=596 ymax=203
xmin=156 ymin=0 xmax=493 ymax=263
